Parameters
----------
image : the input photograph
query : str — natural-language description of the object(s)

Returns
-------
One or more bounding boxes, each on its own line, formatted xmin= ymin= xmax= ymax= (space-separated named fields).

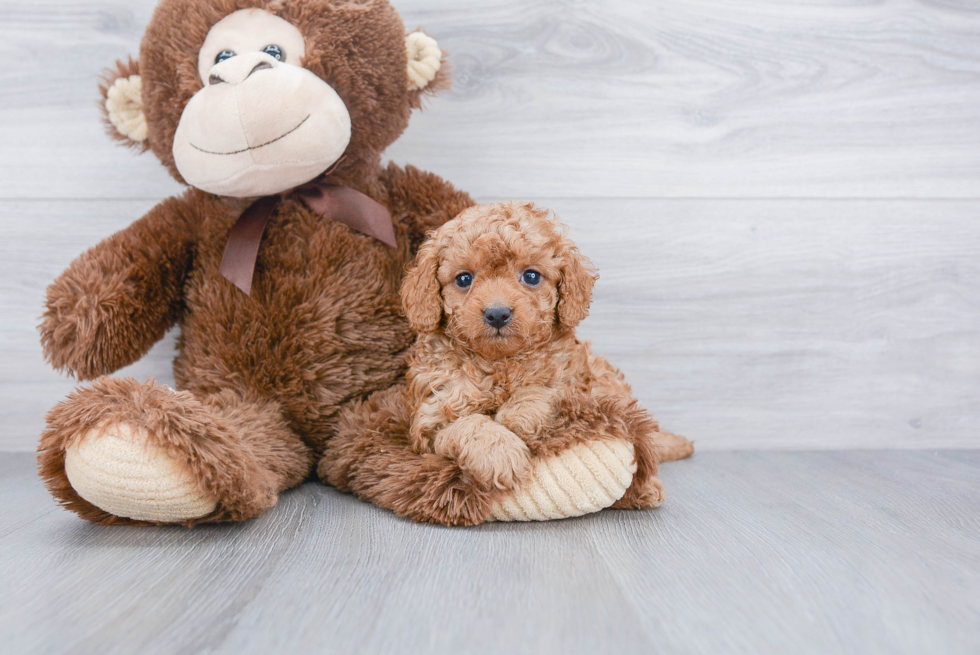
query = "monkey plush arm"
xmin=40 ymin=195 xmax=198 ymax=379
xmin=382 ymin=162 xmax=476 ymax=250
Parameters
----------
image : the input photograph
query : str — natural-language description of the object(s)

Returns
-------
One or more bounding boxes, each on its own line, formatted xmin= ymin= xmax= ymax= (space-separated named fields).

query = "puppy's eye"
xmin=455 ymin=272 xmax=473 ymax=289
xmin=263 ymin=45 xmax=284 ymax=61
xmin=215 ymin=50 xmax=236 ymax=64
xmin=521 ymin=270 xmax=542 ymax=286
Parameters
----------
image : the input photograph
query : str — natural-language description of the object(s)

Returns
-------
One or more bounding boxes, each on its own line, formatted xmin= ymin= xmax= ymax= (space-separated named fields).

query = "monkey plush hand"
xmin=38 ymin=0 xmax=689 ymax=527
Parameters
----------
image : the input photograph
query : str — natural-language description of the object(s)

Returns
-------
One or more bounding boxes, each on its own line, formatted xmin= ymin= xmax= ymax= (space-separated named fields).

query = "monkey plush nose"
xmin=483 ymin=305 xmax=513 ymax=329
xmin=208 ymin=52 xmax=279 ymax=86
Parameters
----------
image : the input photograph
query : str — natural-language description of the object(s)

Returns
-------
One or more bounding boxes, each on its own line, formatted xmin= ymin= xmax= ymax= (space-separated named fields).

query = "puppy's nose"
xmin=483 ymin=305 xmax=513 ymax=329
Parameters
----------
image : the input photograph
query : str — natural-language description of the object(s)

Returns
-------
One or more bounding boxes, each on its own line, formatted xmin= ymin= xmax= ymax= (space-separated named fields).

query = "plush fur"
xmin=131 ymin=0 xmax=448 ymax=187
xmin=38 ymin=0 xmax=471 ymax=525
xmin=321 ymin=203 xmax=691 ymax=524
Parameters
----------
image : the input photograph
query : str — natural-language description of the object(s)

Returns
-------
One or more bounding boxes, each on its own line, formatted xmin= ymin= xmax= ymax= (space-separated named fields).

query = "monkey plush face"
xmin=102 ymin=0 xmax=447 ymax=198
xmin=172 ymin=9 xmax=352 ymax=196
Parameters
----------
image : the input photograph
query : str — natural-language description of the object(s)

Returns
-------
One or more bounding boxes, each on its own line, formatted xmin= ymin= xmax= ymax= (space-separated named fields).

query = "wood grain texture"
xmin=0 ymin=200 xmax=178 ymax=452
xmin=1 ymin=0 xmax=979 ymax=199
xmin=1 ymin=450 xmax=977 ymax=654
xmin=4 ymin=198 xmax=977 ymax=452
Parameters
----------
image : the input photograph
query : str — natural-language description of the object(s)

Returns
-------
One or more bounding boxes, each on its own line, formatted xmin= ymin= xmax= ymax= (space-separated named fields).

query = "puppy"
xmin=399 ymin=201 xmax=690 ymax=507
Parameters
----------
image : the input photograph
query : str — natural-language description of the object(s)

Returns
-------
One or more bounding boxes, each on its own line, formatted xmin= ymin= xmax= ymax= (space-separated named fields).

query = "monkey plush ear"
xmin=98 ymin=57 xmax=149 ymax=150
xmin=405 ymin=31 xmax=449 ymax=104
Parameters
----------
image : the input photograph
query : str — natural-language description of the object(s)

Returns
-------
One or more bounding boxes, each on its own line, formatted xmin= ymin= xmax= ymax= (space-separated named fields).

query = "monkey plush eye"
xmin=455 ymin=272 xmax=473 ymax=289
xmin=521 ymin=270 xmax=542 ymax=286
xmin=215 ymin=50 xmax=236 ymax=64
xmin=263 ymin=45 xmax=284 ymax=61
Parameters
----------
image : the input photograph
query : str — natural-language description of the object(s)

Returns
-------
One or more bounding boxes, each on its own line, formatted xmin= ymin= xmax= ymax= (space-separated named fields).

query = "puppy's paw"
xmin=495 ymin=406 xmax=548 ymax=441
xmin=612 ymin=474 xmax=665 ymax=510
xmin=494 ymin=388 xmax=555 ymax=440
xmin=434 ymin=415 xmax=532 ymax=490
xmin=655 ymin=431 xmax=694 ymax=462
xmin=468 ymin=425 xmax=533 ymax=490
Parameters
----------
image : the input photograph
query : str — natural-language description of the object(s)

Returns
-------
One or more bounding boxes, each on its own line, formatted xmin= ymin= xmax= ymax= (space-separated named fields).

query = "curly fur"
xmin=322 ymin=203 xmax=688 ymax=524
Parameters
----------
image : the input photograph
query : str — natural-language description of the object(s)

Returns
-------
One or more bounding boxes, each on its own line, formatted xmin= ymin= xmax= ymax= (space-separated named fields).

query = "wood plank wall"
xmin=1 ymin=0 xmax=978 ymax=451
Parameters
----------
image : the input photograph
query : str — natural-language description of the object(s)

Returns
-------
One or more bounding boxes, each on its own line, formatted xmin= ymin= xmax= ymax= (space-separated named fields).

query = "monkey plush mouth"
xmin=172 ymin=41 xmax=352 ymax=197
xmin=189 ymin=115 xmax=310 ymax=156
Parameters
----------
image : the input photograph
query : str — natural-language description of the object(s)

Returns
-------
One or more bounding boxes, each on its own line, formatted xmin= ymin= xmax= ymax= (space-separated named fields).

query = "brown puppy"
xmin=399 ymin=201 xmax=676 ymax=504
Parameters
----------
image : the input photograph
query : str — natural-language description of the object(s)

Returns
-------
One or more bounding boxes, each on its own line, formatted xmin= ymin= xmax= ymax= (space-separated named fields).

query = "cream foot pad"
xmin=64 ymin=424 xmax=217 ymax=523
xmin=490 ymin=439 xmax=636 ymax=521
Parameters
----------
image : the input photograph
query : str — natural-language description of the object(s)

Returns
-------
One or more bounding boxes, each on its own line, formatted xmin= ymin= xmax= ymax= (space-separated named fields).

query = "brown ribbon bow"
xmin=219 ymin=175 xmax=396 ymax=295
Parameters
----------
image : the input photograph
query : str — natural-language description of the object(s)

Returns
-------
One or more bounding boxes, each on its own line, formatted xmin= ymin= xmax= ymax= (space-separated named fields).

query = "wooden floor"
xmin=2 ymin=450 xmax=978 ymax=655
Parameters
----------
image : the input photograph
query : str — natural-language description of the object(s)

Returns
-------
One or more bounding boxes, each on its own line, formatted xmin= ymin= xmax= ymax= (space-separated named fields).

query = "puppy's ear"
xmin=557 ymin=243 xmax=597 ymax=331
xmin=401 ymin=239 xmax=444 ymax=333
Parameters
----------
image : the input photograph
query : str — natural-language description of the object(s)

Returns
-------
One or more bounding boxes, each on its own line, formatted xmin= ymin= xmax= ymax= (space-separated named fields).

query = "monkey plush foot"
xmin=489 ymin=439 xmax=637 ymax=521
xmin=64 ymin=422 xmax=217 ymax=523
xmin=40 ymin=377 xmax=309 ymax=526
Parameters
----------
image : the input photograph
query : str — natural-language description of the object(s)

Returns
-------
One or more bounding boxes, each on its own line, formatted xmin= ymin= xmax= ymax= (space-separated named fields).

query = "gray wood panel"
xmin=0 ymin=200 xmax=178 ymax=452
xmin=1 ymin=0 xmax=978 ymax=451
xmin=1 ymin=0 xmax=979 ymax=199
xmin=4 ymin=198 xmax=977 ymax=452
xmin=1 ymin=450 xmax=978 ymax=655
